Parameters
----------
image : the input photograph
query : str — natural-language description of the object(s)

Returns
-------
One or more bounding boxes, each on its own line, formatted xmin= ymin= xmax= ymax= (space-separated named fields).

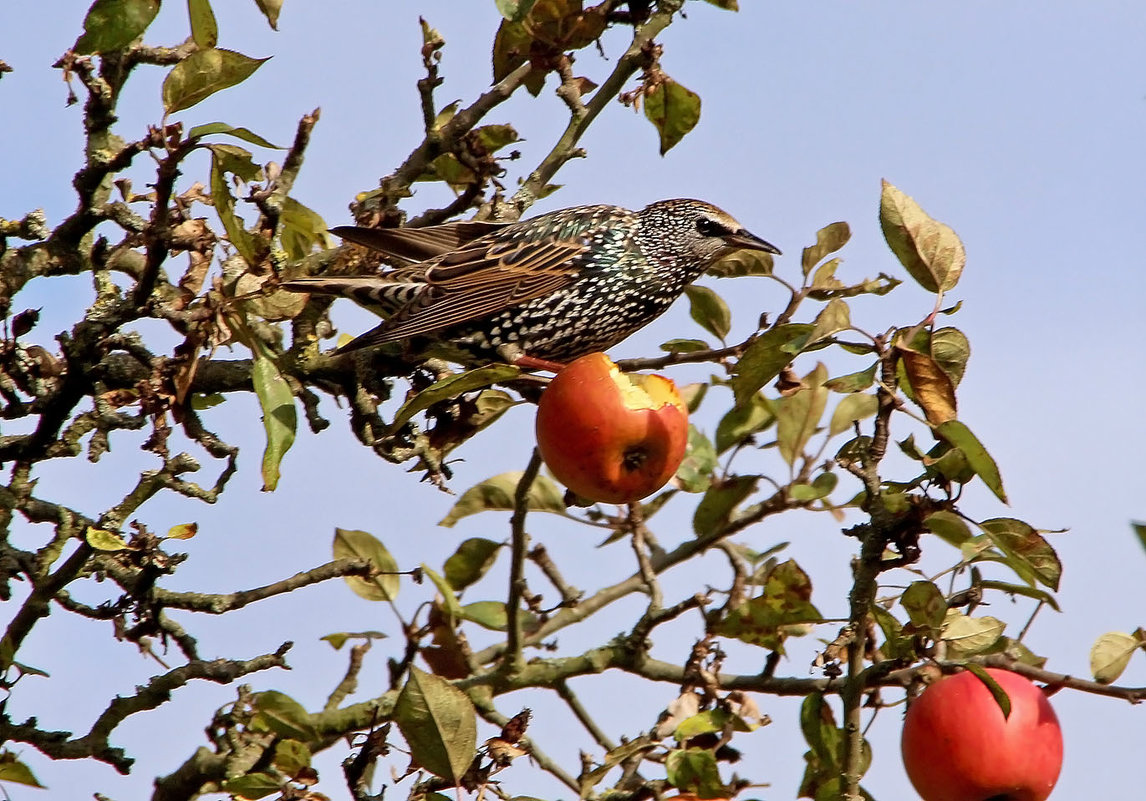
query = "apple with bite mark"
xmin=535 ymin=352 xmax=688 ymax=504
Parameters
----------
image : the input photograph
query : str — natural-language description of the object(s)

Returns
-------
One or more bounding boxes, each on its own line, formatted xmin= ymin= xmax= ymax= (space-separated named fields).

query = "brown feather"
xmin=330 ymin=221 xmax=507 ymax=263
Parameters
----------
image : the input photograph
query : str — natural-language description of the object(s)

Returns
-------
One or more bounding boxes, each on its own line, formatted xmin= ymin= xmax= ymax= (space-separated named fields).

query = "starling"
xmin=280 ymin=199 xmax=780 ymax=368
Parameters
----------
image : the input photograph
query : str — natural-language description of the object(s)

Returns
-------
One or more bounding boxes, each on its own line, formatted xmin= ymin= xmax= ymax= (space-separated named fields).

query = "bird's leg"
xmin=497 ymin=344 xmax=566 ymax=374
xmin=512 ymin=354 xmax=567 ymax=373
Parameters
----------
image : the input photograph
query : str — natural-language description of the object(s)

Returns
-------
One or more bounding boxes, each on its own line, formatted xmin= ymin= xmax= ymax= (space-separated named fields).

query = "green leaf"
xmin=700 ymin=0 xmax=739 ymax=9
xmin=75 ymin=0 xmax=160 ymax=54
xmin=730 ymin=324 xmax=813 ymax=405
xmin=824 ymin=362 xmax=877 ymax=393
xmin=776 ymin=363 xmax=828 ymax=467
xmin=220 ymin=773 xmax=280 ymax=800
xmin=693 ymin=475 xmax=757 ymax=537
xmin=254 ymin=0 xmax=282 ymax=29
xmin=333 ymin=528 xmax=401 ymax=601
xmin=320 ymin=630 xmax=387 ymax=650
xmin=715 ymin=393 xmax=774 ymax=453
xmin=789 ymin=472 xmax=837 ymax=501
xmin=674 ymin=425 xmax=717 ymax=493
xmin=644 ymin=76 xmax=701 ymax=155
xmin=934 ymin=420 xmax=1007 ymax=502
xmin=443 ymin=538 xmax=501 ymax=591
xmin=495 ymin=0 xmax=538 ymax=21
xmin=931 ymin=327 xmax=971 ymax=387
xmin=424 ymin=564 xmax=464 ymax=623
xmin=979 ymin=518 xmax=1061 ymax=590
xmin=941 ymin=610 xmax=1005 ymax=658
xmin=392 ymin=364 xmax=521 ymax=430
xmin=828 ymin=392 xmax=877 ymax=437
xmin=209 ymin=146 xmax=261 ymax=266
xmin=473 ymin=124 xmax=521 ymax=153
xmin=162 ymin=48 xmax=270 ymax=114
xmin=280 ymin=197 xmax=332 ymax=262
xmin=1134 ymin=521 xmax=1146 ymax=557
xmin=251 ymin=349 xmax=296 ymax=491
xmin=801 ymin=222 xmax=851 ymax=277
xmin=674 ymin=708 xmax=753 ymax=741
xmin=660 ymin=338 xmax=711 ymax=354
xmin=273 ymin=739 xmax=312 ymax=775
xmin=684 ymin=285 xmax=731 ymax=341
xmin=879 ymin=179 xmax=966 ymax=293
xmin=901 ymin=581 xmax=947 ymax=630
xmin=923 ymin=510 xmax=973 ymax=547
xmin=799 ymin=693 xmax=840 ymax=766
xmin=85 ymin=526 xmax=128 ymax=551
xmin=189 ymin=121 xmax=281 ymax=148
xmin=665 ymin=748 xmax=724 ymax=797
xmin=251 ymin=691 xmax=315 ymax=741
xmin=977 ymin=579 xmax=1061 ymax=612
xmin=870 ymin=604 xmax=913 ymax=661
xmin=0 ymin=752 xmax=46 ymax=788
xmin=438 ymin=471 xmax=566 ymax=527
xmin=961 ymin=664 xmax=1012 ymax=719
xmin=714 ymin=559 xmax=823 ymax=651
xmin=187 ymin=0 xmax=218 ymax=48
xmin=394 ymin=667 xmax=478 ymax=785
xmin=800 ymin=299 xmax=850 ymax=349
xmin=459 ymin=600 xmax=509 ymax=631
xmin=1090 ymin=631 xmax=1142 ymax=684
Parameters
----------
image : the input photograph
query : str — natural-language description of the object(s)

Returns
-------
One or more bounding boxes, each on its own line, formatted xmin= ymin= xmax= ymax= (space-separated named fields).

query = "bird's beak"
xmin=723 ymin=229 xmax=781 ymax=256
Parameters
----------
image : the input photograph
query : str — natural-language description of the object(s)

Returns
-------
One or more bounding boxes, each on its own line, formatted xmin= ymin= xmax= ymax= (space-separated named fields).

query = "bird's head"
xmin=638 ymin=199 xmax=781 ymax=264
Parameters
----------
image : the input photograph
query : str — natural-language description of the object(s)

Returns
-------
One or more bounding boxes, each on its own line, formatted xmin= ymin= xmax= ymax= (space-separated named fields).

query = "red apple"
xmin=901 ymin=667 xmax=1063 ymax=801
xmin=535 ymin=352 xmax=688 ymax=504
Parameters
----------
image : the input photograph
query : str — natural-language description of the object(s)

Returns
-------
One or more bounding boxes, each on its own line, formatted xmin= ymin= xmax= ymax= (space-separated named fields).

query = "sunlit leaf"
xmin=0 ymin=752 xmax=45 ymax=788
xmin=789 ymin=471 xmax=837 ymax=501
xmin=393 ymin=365 xmax=521 ymax=430
xmin=273 ymin=739 xmax=312 ymax=775
xmin=188 ymin=0 xmax=218 ymax=48
xmin=459 ymin=600 xmax=509 ymax=631
xmin=941 ymin=610 xmax=1005 ymax=658
xmin=495 ymin=0 xmax=538 ymax=21
xmin=394 ymin=667 xmax=478 ymax=784
xmin=251 ymin=691 xmax=315 ymax=741
xmin=898 ymin=346 xmax=957 ymax=425
xmin=801 ymin=222 xmax=851 ymax=277
xmin=166 ymin=522 xmax=198 ymax=540
xmin=254 ymin=0 xmax=282 ymax=29
xmin=251 ymin=349 xmax=296 ymax=491
xmin=879 ymin=179 xmax=965 ymax=293
xmin=162 ymin=48 xmax=270 ymax=114
xmin=85 ymin=526 xmax=128 ymax=551
xmin=1090 ymin=631 xmax=1142 ymax=684
xmin=828 ymin=392 xmax=877 ymax=437
xmin=439 ymin=472 xmax=566 ymax=527
xmin=333 ymin=528 xmax=401 ymax=602
xmin=660 ymin=338 xmax=710 ymax=354
xmin=776 ymin=363 xmax=828 ymax=467
xmin=75 ymin=0 xmax=160 ymax=54
xmin=923 ymin=510 xmax=973 ymax=547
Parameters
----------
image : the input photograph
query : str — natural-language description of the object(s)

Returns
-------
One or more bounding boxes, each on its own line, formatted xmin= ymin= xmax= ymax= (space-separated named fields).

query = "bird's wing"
xmin=367 ymin=237 xmax=589 ymax=342
xmin=331 ymin=221 xmax=509 ymax=263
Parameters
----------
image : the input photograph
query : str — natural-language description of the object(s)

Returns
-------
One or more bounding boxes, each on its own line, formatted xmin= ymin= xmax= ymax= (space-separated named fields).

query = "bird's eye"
xmin=696 ymin=217 xmax=729 ymax=237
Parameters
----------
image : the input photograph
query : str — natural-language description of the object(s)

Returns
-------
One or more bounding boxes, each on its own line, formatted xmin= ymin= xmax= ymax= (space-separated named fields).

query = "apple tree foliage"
xmin=0 ymin=1 xmax=1142 ymax=800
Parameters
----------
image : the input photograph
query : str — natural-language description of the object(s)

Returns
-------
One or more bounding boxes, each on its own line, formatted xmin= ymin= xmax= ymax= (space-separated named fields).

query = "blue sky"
xmin=2 ymin=1 xmax=1145 ymax=799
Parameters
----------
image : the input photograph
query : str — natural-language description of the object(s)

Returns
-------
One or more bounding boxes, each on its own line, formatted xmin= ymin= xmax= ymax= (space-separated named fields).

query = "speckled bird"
xmin=280 ymin=199 xmax=780 ymax=368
